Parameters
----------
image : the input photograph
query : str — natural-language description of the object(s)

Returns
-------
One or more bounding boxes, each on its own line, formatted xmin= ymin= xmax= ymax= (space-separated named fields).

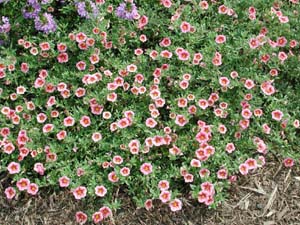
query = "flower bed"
xmin=0 ymin=0 xmax=300 ymax=223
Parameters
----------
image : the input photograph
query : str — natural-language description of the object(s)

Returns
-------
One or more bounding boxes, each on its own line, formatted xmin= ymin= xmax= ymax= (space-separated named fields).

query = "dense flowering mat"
xmin=0 ymin=0 xmax=300 ymax=223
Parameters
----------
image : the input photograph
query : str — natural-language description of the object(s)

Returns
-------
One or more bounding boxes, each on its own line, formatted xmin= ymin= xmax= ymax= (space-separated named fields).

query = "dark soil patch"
xmin=1 ymin=156 xmax=300 ymax=225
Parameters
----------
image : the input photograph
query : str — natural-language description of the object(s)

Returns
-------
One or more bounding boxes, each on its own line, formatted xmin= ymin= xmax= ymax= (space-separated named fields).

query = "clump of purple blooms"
xmin=34 ymin=13 xmax=57 ymax=34
xmin=22 ymin=0 xmax=41 ymax=19
xmin=115 ymin=1 xmax=138 ymax=20
xmin=75 ymin=0 xmax=99 ymax=19
xmin=0 ymin=16 xmax=10 ymax=33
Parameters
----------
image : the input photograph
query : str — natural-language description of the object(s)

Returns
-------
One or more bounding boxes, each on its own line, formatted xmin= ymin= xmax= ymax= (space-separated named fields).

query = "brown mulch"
xmin=1 ymin=156 xmax=300 ymax=225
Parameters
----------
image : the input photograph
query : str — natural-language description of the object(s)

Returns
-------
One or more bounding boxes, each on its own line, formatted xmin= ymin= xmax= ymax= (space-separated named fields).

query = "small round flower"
xmin=239 ymin=163 xmax=249 ymax=175
xmin=64 ymin=116 xmax=75 ymax=127
xmin=80 ymin=115 xmax=91 ymax=127
xmin=4 ymin=187 xmax=16 ymax=200
xmin=59 ymin=176 xmax=70 ymax=187
xmin=169 ymin=199 xmax=182 ymax=212
xmin=99 ymin=206 xmax=112 ymax=219
xmin=145 ymin=118 xmax=157 ymax=128
xmin=27 ymin=183 xmax=39 ymax=195
xmin=271 ymin=110 xmax=283 ymax=121
xmin=33 ymin=162 xmax=45 ymax=175
xmin=120 ymin=167 xmax=131 ymax=176
xmin=283 ymin=158 xmax=294 ymax=168
xmin=92 ymin=211 xmax=104 ymax=223
xmin=73 ymin=186 xmax=87 ymax=200
xmin=16 ymin=178 xmax=30 ymax=191
xmin=108 ymin=171 xmax=119 ymax=183
xmin=215 ymin=35 xmax=226 ymax=44
xmin=144 ymin=199 xmax=153 ymax=211
xmin=158 ymin=180 xmax=169 ymax=191
xmin=217 ymin=169 xmax=228 ymax=179
xmin=75 ymin=211 xmax=88 ymax=224
xmin=95 ymin=185 xmax=107 ymax=197
xmin=7 ymin=162 xmax=21 ymax=174
xmin=159 ymin=190 xmax=171 ymax=203
xmin=140 ymin=163 xmax=153 ymax=175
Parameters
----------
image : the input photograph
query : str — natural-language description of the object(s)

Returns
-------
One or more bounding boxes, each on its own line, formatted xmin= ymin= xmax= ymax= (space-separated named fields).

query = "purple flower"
xmin=22 ymin=0 xmax=41 ymax=19
xmin=34 ymin=13 xmax=57 ymax=34
xmin=0 ymin=16 xmax=10 ymax=33
xmin=115 ymin=2 xmax=138 ymax=20
xmin=0 ymin=0 xmax=10 ymax=3
xmin=75 ymin=1 xmax=99 ymax=19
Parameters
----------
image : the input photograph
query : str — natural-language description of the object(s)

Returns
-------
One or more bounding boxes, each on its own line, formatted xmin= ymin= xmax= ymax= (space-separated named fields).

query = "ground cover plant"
xmin=0 ymin=0 xmax=300 ymax=223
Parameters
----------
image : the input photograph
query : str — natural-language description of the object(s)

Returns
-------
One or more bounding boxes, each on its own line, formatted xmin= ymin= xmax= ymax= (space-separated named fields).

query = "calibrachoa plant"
xmin=1 ymin=0 xmax=300 ymax=223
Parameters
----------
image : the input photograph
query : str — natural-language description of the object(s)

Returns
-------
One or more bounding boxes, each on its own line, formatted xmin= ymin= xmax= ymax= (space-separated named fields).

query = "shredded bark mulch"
xmin=1 ymin=156 xmax=300 ymax=225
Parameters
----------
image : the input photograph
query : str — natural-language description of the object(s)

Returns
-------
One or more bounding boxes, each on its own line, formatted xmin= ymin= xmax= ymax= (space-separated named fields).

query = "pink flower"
xmin=80 ymin=115 xmax=91 ymax=127
xmin=199 ymin=1 xmax=209 ymax=10
xmin=219 ymin=77 xmax=230 ymax=87
xmin=241 ymin=108 xmax=252 ymax=119
xmin=161 ymin=0 xmax=172 ymax=8
xmin=195 ymin=131 xmax=209 ymax=143
xmin=239 ymin=163 xmax=249 ymax=175
xmin=212 ymin=52 xmax=222 ymax=66
xmin=42 ymin=123 xmax=54 ymax=133
xmin=158 ymin=180 xmax=169 ymax=191
xmin=283 ymin=158 xmax=294 ymax=168
xmin=140 ymin=163 xmax=153 ymax=175
xmin=197 ymin=190 xmax=208 ymax=203
xmin=7 ymin=162 xmax=21 ymax=174
xmin=201 ymin=181 xmax=214 ymax=195
xmin=169 ymin=199 xmax=182 ymax=212
xmin=215 ymin=35 xmax=226 ymax=44
xmin=92 ymin=132 xmax=102 ymax=142
xmin=159 ymin=190 xmax=171 ymax=203
xmin=218 ymin=5 xmax=228 ymax=14
xmin=120 ymin=167 xmax=131 ymax=176
xmin=95 ymin=185 xmax=107 ymax=197
xmin=145 ymin=118 xmax=157 ymax=128
xmin=138 ymin=15 xmax=148 ymax=29
xmin=27 ymin=183 xmax=39 ymax=195
xmin=33 ymin=163 xmax=45 ymax=175
xmin=178 ymin=50 xmax=190 ymax=61
xmin=184 ymin=173 xmax=194 ymax=183
xmin=249 ymin=38 xmax=259 ymax=49
xmin=190 ymin=159 xmax=201 ymax=167
xmin=16 ymin=178 xmax=30 ymax=191
xmin=144 ymin=199 xmax=153 ymax=211
xmin=108 ymin=171 xmax=119 ymax=183
xmin=92 ymin=211 xmax=104 ymax=223
xmin=99 ymin=206 xmax=112 ymax=219
xmin=245 ymin=158 xmax=258 ymax=170
xmin=57 ymin=52 xmax=69 ymax=63
xmin=278 ymin=51 xmax=288 ymax=61
xmin=217 ymin=169 xmax=228 ymax=179
xmin=5 ymin=187 xmax=16 ymax=199
xmin=59 ymin=176 xmax=70 ymax=187
xmin=75 ymin=211 xmax=88 ymax=224
xmin=175 ymin=114 xmax=188 ymax=126
xmin=73 ymin=186 xmax=87 ymax=200
xmin=64 ymin=116 xmax=75 ymax=127
xmin=271 ymin=110 xmax=283 ymax=121
xmin=225 ymin=143 xmax=235 ymax=153
xmin=180 ymin=21 xmax=191 ymax=33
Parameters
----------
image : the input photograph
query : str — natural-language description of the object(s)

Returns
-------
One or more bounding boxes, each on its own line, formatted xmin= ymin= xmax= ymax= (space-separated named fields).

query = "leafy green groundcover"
xmin=0 ymin=0 xmax=299 ymax=223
